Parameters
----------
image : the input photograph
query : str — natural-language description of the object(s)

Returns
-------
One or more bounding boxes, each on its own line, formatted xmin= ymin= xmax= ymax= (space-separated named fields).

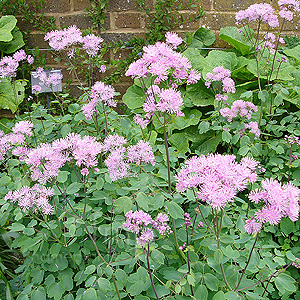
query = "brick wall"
xmin=17 ymin=0 xmax=300 ymax=95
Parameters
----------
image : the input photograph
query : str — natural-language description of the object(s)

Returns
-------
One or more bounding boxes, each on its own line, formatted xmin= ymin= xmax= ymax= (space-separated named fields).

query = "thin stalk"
xmin=102 ymin=102 xmax=108 ymax=135
xmin=215 ymin=209 xmax=232 ymax=291
xmin=55 ymin=182 xmax=81 ymax=218
xmin=163 ymin=114 xmax=171 ymax=192
xmin=83 ymin=222 xmax=107 ymax=265
xmin=237 ymin=262 xmax=292 ymax=292
xmin=146 ymin=243 xmax=160 ymax=300
xmin=235 ymin=233 xmax=259 ymax=290
xmin=185 ymin=224 xmax=194 ymax=296
xmin=288 ymin=145 xmax=292 ymax=181
xmin=192 ymin=189 xmax=216 ymax=235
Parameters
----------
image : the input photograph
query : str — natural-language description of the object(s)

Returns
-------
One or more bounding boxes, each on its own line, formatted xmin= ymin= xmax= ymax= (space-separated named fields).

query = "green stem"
xmin=235 ymin=233 xmax=259 ymax=291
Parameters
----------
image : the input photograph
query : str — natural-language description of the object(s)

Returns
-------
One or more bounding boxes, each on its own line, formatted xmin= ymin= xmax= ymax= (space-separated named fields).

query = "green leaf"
xmin=122 ymin=85 xmax=146 ymax=109
xmin=0 ymin=15 xmax=17 ymax=42
xmin=219 ymin=26 xmax=254 ymax=55
xmin=0 ymin=79 xmax=26 ymax=113
xmin=8 ymin=223 xmax=25 ymax=232
xmin=193 ymin=27 xmax=216 ymax=46
xmin=82 ymin=288 xmax=97 ymax=300
xmin=222 ymin=131 xmax=232 ymax=143
xmin=115 ymin=269 xmax=127 ymax=285
xmin=31 ymin=287 xmax=46 ymax=300
xmin=195 ymin=285 xmax=208 ymax=300
xmin=284 ymin=44 xmax=300 ymax=63
xmin=47 ymin=282 xmax=65 ymax=300
xmin=214 ymin=249 xmax=223 ymax=264
xmin=66 ymin=182 xmax=82 ymax=194
xmin=97 ymin=278 xmax=111 ymax=293
xmin=128 ymin=281 xmax=143 ymax=296
xmin=136 ymin=192 xmax=149 ymax=211
xmin=223 ymin=245 xmax=240 ymax=259
xmin=198 ymin=121 xmax=210 ymax=134
xmin=85 ymin=265 xmax=96 ymax=275
xmin=204 ymin=273 xmax=219 ymax=291
xmin=185 ymin=80 xmax=215 ymax=107
xmin=213 ymin=291 xmax=226 ymax=300
xmin=196 ymin=133 xmax=222 ymax=155
xmin=169 ymin=133 xmax=189 ymax=153
xmin=151 ymin=249 xmax=164 ymax=264
xmin=114 ymin=196 xmax=132 ymax=214
xmin=274 ymin=273 xmax=296 ymax=294
xmin=167 ymin=201 xmax=184 ymax=219
xmin=202 ymin=50 xmax=238 ymax=76
xmin=225 ymin=291 xmax=242 ymax=300
xmin=183 ymin=47 xmax=207 ymax=71
xmin=60 ymin=275 xmax=73 ymax=291
xmin=57 ymin=171 xmax=70 ymax=183
xmin=0 ymin=175 xmax=11 ymax=187
xmin=0 ymin=26 xmax=25 ymax=53
xmin=280 ymin=218 xmax=295 ymax=235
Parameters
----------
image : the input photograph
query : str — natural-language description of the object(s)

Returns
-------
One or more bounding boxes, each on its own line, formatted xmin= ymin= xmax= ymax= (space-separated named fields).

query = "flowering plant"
xmin=1 ymin=1 xmax=300 ymax=300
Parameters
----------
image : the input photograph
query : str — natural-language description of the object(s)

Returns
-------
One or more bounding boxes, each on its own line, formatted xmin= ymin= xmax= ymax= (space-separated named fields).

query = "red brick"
xmin=73 ymin=0 xmax=91 ymax=11
xmin=115 ymin=13 xmax=142 ymax=29
xmin=27 ymin=0 xmax=71 ymax=13
xmin=200 ymin=12 xmax=236 ymax=30
xmin=60 ymin=14 xmax=94 ymax=30
xmin=213 ymin=0 xmax=257 ymax=11
xmin=108 ymin=0 xmax=153 ymax=11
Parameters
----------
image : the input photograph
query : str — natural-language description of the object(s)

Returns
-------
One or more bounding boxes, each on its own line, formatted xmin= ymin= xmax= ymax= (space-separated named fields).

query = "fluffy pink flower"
xmin=82 ymin=81 xmax=116 ymax=119
xmin=175 ymin=154 xmax=259 ymax=209
xmin=5 ymin=184 xmax=54 ymax=215
xmin=44 ymin=25 xmax=83 ymax=51
xmin=12 ymin=121 xmax=34 ymax=137
xmin=127 ymin=140 xmax=155 ymax=166
xmin=249 ymin=178 xmax=300 ymax=227
xmin=82 ymin=34 xmax=104 ymax=56
xmin=165 ymin=32 xmax=183 ymax=48
xmin=236 ymin=3 xmax=279 ymax=28
xmin=244 ymin=216 xmax=262 ymax=234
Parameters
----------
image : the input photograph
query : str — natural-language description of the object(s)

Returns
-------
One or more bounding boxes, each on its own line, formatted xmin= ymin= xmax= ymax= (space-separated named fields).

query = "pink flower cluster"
xmin=26 ymin=133 xmax=102 ymax=183
xmin=82 ymin=81 xmax=116 ymax=120
xmin=175 ymin=154 xmax=259 ymax=210
xmin=123 ymin=210 xmax=171 ymax=246
xmin=262 ymin=33 xmax=285 ymax=54
xmin=245 ymin=178 xmax=300 ymax=234
xmin=220 ymin=100 xmax=258 ymax=121
xmin=5 ymin=184 xmax=54 ymax=215
xmin=235 ymin=3 xmax=279 ymax=28
xmin=278 ymin=0 xmax=300 ymax=21
xmin=0 ymin=50 xmax=33 ymax=79
xmin=143 ymin=85 xmax=184 ymax=117
xmin=220 ymin=100 xmax=260 ymax=137
xmin=205 ymin=66 xmax=236 ymax=101
xmin=125 ymin=32 xmax=200 ymax=85
xmin=103 ymin=135 xmax=155 ymax=181
xmin=285 ymin=135 xmax=300 ymax=145
xmin=32 ymin=67 xmax=63 ymax=91
xmin=0 ymin=121 xmax=33 ymax=161
xmin=44 ymin=25 xmax=103 ymax=57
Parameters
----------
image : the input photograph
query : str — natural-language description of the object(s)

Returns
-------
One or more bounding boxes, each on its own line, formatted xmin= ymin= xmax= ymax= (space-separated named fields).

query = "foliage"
xmin=1 ymin=1 xmax=300 ymax=300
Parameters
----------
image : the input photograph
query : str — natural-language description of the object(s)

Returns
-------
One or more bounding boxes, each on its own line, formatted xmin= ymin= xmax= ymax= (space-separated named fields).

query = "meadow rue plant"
xmin=2 ymin=1 xmax=300 ymax=299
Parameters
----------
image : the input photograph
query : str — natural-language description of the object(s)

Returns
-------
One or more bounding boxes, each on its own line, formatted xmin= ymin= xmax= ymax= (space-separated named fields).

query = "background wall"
xmin=16 ymin=0 xmax=300 ymax=95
